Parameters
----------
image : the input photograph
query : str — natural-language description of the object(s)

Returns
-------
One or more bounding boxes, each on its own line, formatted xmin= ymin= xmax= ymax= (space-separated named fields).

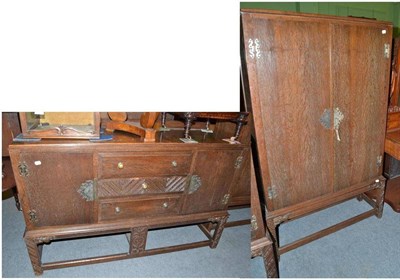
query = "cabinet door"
xmin=181 ymin=149 xmax=243 ymax=214
xmin=331 ymin=23 xmax=392 ymax=190
xmin=241 ymin=12 xmax=334 ymax=211
xmin=15 ymin=152 xmax=94 ymax=227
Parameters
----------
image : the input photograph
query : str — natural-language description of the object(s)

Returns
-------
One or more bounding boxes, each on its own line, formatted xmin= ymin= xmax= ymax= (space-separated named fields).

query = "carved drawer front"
xmin=97 ymin=176 xmax=188 ymax=198
xmin=98 ymin=194 xmax=181 ymax=221
xmin=98 ymin=152 xmax=192 ymax=179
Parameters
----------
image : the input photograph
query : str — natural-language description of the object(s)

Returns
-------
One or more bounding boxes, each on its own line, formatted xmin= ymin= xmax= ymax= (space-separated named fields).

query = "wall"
xmin=240 ymin=2 xmax=400 ymax=37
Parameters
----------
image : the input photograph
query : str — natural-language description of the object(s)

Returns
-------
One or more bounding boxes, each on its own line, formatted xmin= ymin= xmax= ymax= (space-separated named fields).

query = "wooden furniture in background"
xmin=105 ymin=112 xmax=160 ymax=142
xmin=2 ymin=112 xmax=22 ymax=210
xmin=19 ymin=112 xmax=100 ymax=139
xmin=389 ymin=38 xmax=400 ymax=106
xmin=9 ymin=128 xmax=249 ymax=275
xmin=385 ymin=108 xmax=400 ymax=213
xmin=241 ymin=9 xmax=392 ymax=256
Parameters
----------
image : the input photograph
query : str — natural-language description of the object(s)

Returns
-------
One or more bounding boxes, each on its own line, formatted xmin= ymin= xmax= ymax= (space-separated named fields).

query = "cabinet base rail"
xmin=266 ymin=176 xmax=386 ymax=257
xmin=24 ymin=212 xmax=229 ymax=276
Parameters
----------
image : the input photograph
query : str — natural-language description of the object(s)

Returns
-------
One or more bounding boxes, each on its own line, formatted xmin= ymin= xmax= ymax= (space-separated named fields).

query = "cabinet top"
xmin=9 ymin=130 xmax=247 ymax=151
xmin=241 ymin=8 xmax=393 ymax=27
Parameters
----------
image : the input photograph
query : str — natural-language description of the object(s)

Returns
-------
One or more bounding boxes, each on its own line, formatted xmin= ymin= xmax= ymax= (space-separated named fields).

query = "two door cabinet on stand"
xmin=241 ymin=9 xmax=392 ymax=258
xmin=9 ymin=130 xmax=249 ymax=275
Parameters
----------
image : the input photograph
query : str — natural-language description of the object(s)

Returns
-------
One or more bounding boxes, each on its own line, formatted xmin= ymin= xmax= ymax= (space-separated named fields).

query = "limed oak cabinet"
xmin=241 ymin=9 xmax=392 ymax=256
xmin=9 ymin=130 xmax=249 ymax=275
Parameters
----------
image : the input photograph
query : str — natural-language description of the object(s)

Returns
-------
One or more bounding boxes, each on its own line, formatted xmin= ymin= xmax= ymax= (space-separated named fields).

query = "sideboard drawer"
xmin=98 ymin=194 xmax=181 ymax=221
xmin=97 ymin=176 xmax=188 ymax=198
xmin=98 ymin=152 xmax=192 ymax=178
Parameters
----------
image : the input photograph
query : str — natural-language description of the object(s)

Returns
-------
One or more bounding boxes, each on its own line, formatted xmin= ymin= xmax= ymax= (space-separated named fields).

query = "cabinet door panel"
xmin=181 ymin=150 xmax=242 ymax=214
xmin=19 ymin=152 xmax=94 ymax=227
xmin=242 ymin=13 xmax=334 ymax=210
xmin=332 ymin=24 xmax=392 ymax=190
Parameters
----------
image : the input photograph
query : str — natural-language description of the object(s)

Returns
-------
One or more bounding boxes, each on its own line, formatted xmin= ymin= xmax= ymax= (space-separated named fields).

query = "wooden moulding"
xmin=24 ymin=211 xmax=229 ymax=275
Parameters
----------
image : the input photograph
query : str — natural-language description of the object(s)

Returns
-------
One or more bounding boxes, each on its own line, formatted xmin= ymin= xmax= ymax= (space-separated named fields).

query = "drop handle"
xmin=117 ymin=162 xmax=124 ymax=169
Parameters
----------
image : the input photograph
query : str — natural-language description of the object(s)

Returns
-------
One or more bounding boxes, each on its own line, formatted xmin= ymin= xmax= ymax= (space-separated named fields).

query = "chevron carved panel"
xmin=97 ymin=176 xmax=187 ymax=198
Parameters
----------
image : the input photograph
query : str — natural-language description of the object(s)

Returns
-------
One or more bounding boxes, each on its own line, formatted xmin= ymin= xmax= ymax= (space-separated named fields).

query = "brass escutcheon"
xmin=171 ymin=161 xmax=177 ymax=167
xmin=117 ymin=162 xmax=124 ymax=169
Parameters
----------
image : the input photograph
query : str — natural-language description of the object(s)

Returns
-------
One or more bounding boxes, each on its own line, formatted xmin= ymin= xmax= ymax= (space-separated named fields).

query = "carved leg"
xmin=375 ymin=179 xmax=386 ymax=218
xmin=210 ymin=215 xmax=229 ymax=248
xmin=129 ymin=226 xmax=148 ymax=254
xmin=24 ymin=237 xmax=43 ymax=276
xmin=261 ymin=243 xmax=279 ymax=278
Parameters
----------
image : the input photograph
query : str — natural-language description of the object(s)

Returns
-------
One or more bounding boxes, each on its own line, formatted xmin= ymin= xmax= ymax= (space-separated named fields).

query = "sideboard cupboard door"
xmin=181 ymin=149 xmax=243 ymax=214
xmin=331 ymin=23 xmax=392 ymax=191
xmin=241 ymin=12 xmax=334 ymax=211
xmin=12 ymin=152 xmax=94 ymax=228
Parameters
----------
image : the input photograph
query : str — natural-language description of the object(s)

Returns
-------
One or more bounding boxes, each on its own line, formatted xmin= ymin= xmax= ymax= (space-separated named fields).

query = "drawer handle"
xmin=115 ymin=206 xmax=121 ymax=213
xmin=171 ymin=161 xmax=177 ymax=167
xmin=117 ymin=162 xmax=124 ymax=169
xmin=162 ymin=202 xmax=169 ymax=208
xmin=142 ymin=182 xmax=148 ymax=189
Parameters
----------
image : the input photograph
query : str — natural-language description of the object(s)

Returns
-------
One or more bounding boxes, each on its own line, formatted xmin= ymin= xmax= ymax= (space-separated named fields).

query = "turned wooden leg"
xmin=209 ymin=215 xmax=229 ymax=248
xmin=24 ymin=237 xmax=43 ymax=276
xmin=375 ymin=179 xmax=386 ymax=218
xmin=183 ymin=112 xmax=196 ymax=139
xmin=129 ymin=226 xmax=148 ymax=254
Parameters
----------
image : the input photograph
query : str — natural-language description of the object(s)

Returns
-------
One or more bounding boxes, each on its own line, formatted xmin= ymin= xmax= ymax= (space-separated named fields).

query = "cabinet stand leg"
xmin=210 ymin=215 xmax=228 ymax=248
xmin=375 ymin=180 xmax=386 ymax=218
xmin=129 ymin=227 xmax=148 ymax=255
xmin=261 ymin=243 xmax=279 ymax=278
xmin=266 ymin=218 xmax=280 ymax=260
xmin=24 ymin=237 xmax=43 ymax=276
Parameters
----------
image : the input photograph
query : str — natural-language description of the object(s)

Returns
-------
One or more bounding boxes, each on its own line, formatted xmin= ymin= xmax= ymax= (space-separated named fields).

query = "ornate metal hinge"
xmin=248 ymin=38 xmax=261 ymax=59
xmin=78 ymin=180 xmax=95 ymax=201
xmin=28 ymin=210 xmax=38 ymax=224
xmin=267 ymin=185 xmax=277 ymax=200
xmin=188 ymin=175 xmax=202 ymax=194
xmin=376 ymin=155 xmax=383 ymax=168
xmin=234 ymin=155 xmax=244 ymax=169
xmin=384 ymin=43 xmax=390 ymax=59
xmin=18 ymin=162 xmax=29 ymax=177
xmin=221 ymin=194 xmax=230 ymax=205
xmin=251 ymin=214 xmax=258 ymax=231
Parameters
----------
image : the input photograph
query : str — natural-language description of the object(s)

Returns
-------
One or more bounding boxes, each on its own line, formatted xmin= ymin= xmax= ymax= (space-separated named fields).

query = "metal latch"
xmin=78 ymin=180 xmax=95 ymax=201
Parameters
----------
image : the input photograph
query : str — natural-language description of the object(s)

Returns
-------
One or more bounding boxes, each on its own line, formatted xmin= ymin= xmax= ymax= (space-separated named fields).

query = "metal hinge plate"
xmin=221 ymin=194 xmax=230 ymax=205
xmin=248 ymin=38 xmax=261 ymax=59
xmin=18 ymin=162 xmax=29 ymax=177
xmin=234 ymin=156 xmax=244 ymax=169
xmin=267 ymin=185 xmax=277 ymax=200
xmin=251 ymin=214 xmax=258 ymax=231
xmin=376 ymin=155 xmax=383 ymax=168
xmin=188 ymin=175 xmax=202 ymax=194
xmin=28 ymin=210 xmax=38 ymax=223
xmin=78 ymin=180 xmax=95 ymax=201
xmin=384 ymin=43 xmax=390 ymax=58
